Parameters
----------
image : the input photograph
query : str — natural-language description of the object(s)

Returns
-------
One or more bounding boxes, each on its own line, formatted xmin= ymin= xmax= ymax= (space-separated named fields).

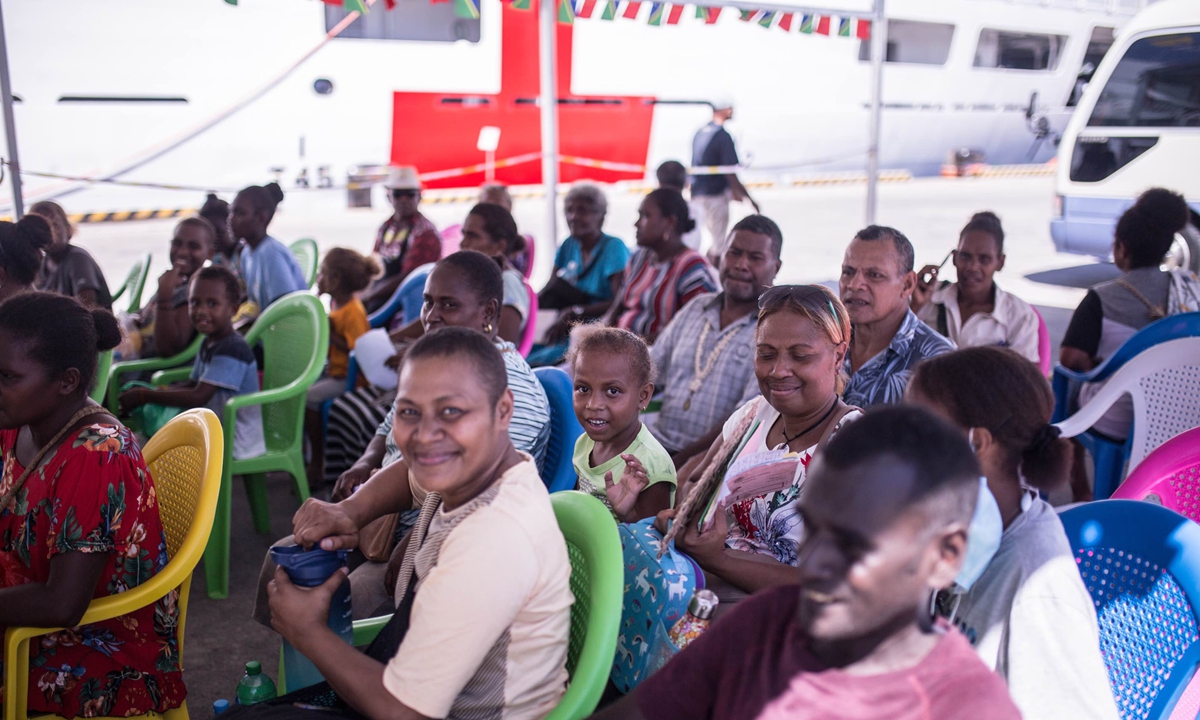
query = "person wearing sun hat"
xmin=362 ymin=165 xmax=443 ymax=313
xmin=690 ymin=96 xmax=759 ymax=264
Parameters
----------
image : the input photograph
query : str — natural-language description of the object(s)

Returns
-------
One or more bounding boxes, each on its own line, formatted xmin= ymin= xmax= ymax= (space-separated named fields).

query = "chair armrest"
xmin=346 ymin=353 xmax=359 ymax=392
xmin=224 ymin=376 xmax=314 ymax=415
xmin=152 ymin=367 xmax=193 ymax=386
xmin=352 ymin=614 xmax=393 ymax=646
xmin=107 ymin=336 xmax=204 ymax=412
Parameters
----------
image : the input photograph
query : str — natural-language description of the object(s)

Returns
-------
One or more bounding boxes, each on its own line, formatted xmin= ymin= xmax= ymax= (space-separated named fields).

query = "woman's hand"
xmin=292 ymin=498 xmax=360 ymax=551
xmin=605 ymin=455 xmax=650 ymax=523
xmin=675 ymin=504 xmax=729 ymax=566
xmin=912 ymin=264 xmax=940 ymax=312
xmin=268 ymin=566 xmax=347 ymax=649
xmin=156 ymin=261 xmax=186 ymax=301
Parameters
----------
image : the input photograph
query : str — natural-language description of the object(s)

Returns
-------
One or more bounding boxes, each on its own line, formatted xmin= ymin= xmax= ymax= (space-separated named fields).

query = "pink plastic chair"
xmin=1112 ymin=426 xmax=1200 ymax=523
xmin=1033 ymin=306 xmax=1052 ymax=376
xmin=518 ymin=279 xmax=539 ymax=358
xmin=440 ymin=223 xmax=463 ymax=257
xmin=522 ymin=234 xmax=536 ymax=279
xmin=1117 ymin=426 xmax=1200 ymax=720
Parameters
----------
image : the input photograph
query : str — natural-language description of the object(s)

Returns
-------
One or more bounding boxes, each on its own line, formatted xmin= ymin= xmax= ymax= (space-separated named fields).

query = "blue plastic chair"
xmin=535 ymin=367 xmax=584 ymax=493
xmin=367 ymin=263 xmax=435 ymax=329
xmin=1060 ymin=500 xmax=1200 ymax=720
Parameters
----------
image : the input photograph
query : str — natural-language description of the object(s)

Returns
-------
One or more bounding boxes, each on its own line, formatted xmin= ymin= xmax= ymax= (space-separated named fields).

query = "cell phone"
xmin=920 ymin=250 xmax=954 ymax=286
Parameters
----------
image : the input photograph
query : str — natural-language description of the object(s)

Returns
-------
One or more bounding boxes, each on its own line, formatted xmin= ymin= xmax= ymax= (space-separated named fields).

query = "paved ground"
xmin=60 ymin=174 xmax=1111 ymax=713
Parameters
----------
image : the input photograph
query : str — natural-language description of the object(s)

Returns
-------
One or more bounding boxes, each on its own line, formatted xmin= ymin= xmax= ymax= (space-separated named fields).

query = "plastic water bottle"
xmin=270 ymin=544 xmax=354 ymax=691
xmin=213 ymin=699 xmax=230 ymax=715
xmin=236 ymin=661 xmax=277 ymax=706
xmin=644 ymin=589 xmax=719 ymax=676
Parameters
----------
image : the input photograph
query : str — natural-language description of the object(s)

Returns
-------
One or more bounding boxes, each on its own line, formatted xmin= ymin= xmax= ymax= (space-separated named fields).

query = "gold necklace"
xmin=684 ymin=318 xmax=740 ymax=411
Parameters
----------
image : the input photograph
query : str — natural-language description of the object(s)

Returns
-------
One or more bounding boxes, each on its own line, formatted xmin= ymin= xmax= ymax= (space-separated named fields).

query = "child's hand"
xmin=605 ymin=454 xmax=651 ymax=522
xmin=118 ymin=388 xmax=146 ymax=415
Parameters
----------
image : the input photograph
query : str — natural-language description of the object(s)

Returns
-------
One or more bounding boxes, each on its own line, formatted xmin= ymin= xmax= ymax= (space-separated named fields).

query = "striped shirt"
xmin=615 ymin=248 xmax=719 ymax=340
xmin=377 ymin=340 xmax=550 ymax=467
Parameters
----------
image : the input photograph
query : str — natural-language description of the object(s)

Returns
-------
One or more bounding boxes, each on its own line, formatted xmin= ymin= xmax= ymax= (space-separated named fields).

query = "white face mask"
xmin=952 ymin=476 xmax=1003 ymax=594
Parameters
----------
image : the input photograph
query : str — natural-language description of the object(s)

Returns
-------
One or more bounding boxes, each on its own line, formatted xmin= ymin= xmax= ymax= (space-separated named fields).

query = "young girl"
xmin=306 ymin=248 xmax=380 ymax=480
xmin=119 ymin=266 xmax=266 ymax=459
xmin=567 ymin=325 xmax=675 ymax=522
xmin=229 ymin=182 xmax=307 ymax=320
xmin=0 ymin=292 xmax=185 ymax=718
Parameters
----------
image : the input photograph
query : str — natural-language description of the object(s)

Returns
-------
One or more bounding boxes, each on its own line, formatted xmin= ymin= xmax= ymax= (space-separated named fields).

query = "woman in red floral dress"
xmin=0 ymin=292 xmax=185 ymax=718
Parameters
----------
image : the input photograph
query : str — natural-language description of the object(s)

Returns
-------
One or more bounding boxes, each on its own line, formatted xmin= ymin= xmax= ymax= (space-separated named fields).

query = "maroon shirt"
xmin=636 ymin=586 xmax=1021 ymax=720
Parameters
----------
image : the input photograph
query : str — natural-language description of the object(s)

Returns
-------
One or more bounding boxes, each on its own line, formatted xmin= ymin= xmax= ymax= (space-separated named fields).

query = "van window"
xmin=973 ymin=29 xmax=1065 ymax=71
xmin=857 ymin=20 xmax=955 ymax=66
xmin=325 ymin=3 xmax=480 ymax=43
xmin=1087 ymin=32 xmax=1200 ymax=127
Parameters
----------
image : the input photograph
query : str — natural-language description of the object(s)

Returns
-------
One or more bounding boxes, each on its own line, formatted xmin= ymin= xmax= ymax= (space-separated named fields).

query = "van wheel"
xmin=1165 ymin=223 xmax=1200 ymax=274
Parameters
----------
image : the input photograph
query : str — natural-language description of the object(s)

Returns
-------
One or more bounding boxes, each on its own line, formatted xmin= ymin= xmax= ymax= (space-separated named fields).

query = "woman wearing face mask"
xmin=911 ymin=211 xmax=1040 ymax=363
xmin=907 ymin=346 xmax=1119 ymax=720
xmin=657 ymin=285 xmax=859 ymax=607
xmin=0 ymin=215 xmax=52 ymax=304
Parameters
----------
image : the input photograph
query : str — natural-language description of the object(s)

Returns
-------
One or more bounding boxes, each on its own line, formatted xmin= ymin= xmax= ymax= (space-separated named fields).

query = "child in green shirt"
xmin=568 ymin=326 xmax=676 ymax=522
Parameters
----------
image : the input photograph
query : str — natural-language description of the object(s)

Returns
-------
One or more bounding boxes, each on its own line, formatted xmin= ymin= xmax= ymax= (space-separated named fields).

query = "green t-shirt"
xmin=572 ymin=423 xmax=677 ymax=515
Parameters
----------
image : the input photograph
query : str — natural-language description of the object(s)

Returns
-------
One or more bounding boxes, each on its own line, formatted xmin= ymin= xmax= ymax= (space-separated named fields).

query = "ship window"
xmin=1087 ymin=32 xmax=1200 ymax=128
xmin=857 ymin=20 xmax=955 ymax=66
xmin=974 ymin=29 xmax=1065 ymax=71
xmin=325 ymin=2 xmax=480 ymax=43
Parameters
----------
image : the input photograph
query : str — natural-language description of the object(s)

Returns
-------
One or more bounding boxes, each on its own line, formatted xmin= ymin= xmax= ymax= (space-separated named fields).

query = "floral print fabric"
xmin=0 ymin=423 xmax=185 ymax=718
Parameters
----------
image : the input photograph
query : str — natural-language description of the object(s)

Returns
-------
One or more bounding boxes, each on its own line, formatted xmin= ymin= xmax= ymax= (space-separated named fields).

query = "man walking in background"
xmin=690 ymin=98 xmax=760 ymax=264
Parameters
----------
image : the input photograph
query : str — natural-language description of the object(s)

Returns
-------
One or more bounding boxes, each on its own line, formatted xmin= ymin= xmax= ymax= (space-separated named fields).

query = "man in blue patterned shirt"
xmin=840 ymin=225 xmax=954 ymax=407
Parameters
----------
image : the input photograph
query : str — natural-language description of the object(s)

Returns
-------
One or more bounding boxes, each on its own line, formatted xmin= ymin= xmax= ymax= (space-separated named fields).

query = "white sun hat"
xmin=382 ymin=165 xmax=422 ymax=190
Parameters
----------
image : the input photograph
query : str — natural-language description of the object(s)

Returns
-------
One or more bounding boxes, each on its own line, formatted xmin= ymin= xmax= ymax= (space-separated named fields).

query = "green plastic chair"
xmin=205 ymin=291 xmax=329 ymax=599
xmin=282 ymin=491 xmax=622 ymax=717
xmin=89 ymin=350 xmax=113 ymax=404
xmin=110 ymin=253 xmax=152 ymax=313
xmin=289 ymin=238 xmax=319 ymax=288
xmin=105 ymin=333 xmax=205 ymax=414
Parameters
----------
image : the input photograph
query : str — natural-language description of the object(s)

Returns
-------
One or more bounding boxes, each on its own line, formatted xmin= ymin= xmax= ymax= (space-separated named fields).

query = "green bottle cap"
xmin=245 ymin=661 xmax=261 ymax=675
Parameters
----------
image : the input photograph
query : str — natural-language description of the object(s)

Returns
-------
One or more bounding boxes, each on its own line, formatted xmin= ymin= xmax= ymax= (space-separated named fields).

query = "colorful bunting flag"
xmin=511 ymin=0 xmax=531 ymax=10
xmin=600 ymin=0 xmax=617 ymax=19
xmin=454 ymin=0 xmax=480 ymax=18
xmin=777 ymin=12 xmax=793 ymax=31
xmin=757 ymin=10 xmax=775 ymax=28
xmin=577 ymin=0 xmax=597 ymax=17
xmin=738 ymin=9 xmax=756 ymax=21
xmin=856 ymin=18 xmax=871 ymax=40
xmin=647 ymin=2 xmax=663 ymax=25
xmin=704 ymin=6 xmax=721 ymax=23
xmin=666 ymin=4 xmax=684 ymax=24
xmin=838 ymin=17 xmax=851 ymax=37
xmin=384 ymin=0 xmax=396 ymax=8
xmin=799 ymin=14 xmax=814 ymax=33
xmin=622 ymin=1 xmax=641 ymax=18
xmin=343 ymin=0 xmax=368 ymax=12
xmin=558 ymin=0 xmax=575 ymax=23
xmin=224 ymin=0 xmax=237 ymax=5
xmin=815 ymin=15 xmax=831 ymax=35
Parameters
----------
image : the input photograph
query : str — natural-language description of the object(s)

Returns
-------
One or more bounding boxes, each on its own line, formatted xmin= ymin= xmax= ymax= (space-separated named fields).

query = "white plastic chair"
xmin=1054 ymin=337 xmax=1200 ymax=498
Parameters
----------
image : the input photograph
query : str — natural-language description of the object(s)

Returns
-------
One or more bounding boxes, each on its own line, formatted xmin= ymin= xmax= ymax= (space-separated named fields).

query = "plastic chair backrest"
xmin=440 ymin=223 xmax=462 ymax=257
xmin=545 ymin=491 xmax=623 ymax=720
xmin=1055 ymin=337 xmax=1200 ymax=475
xmin=246 ymin=292 xmax=329 ymax=452
xmin=111 ymin=254 xmax=151 ymax=313
xmin=519 ymin=279 xmax=539 ymax=357
xmin=1113 ymin=427 xmax=1200 ymax=524
xmin=1060 ymin=500 xmax=1200 ymax=720
xmin=522 ymin=234 xmax=536 ymax=280
xmin=289 ymin=238 xmax=320 ymax=287
xmin=91 ymin=350 xmax=113 ymax=404
xmin=535 ymin=367 xmax=585 ymax=492
xmin=3 ymin=409 xmax=222 ymax=720
xmin=1034 ymin=306 xmax=1052 ymax=376
xmin=368 ymin=262 xmax=435 ymax=329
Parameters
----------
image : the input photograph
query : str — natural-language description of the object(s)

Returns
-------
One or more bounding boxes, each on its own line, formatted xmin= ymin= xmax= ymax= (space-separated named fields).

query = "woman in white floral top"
xmin=658 ymin=285 xmax=860 ymax=605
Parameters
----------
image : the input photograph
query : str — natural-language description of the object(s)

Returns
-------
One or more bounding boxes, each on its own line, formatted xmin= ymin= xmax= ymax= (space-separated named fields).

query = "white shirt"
xmin=941 ymin=492 xmax=1120 ymax=720
xmin=918 ymin=282 xmax=1040 ymax=363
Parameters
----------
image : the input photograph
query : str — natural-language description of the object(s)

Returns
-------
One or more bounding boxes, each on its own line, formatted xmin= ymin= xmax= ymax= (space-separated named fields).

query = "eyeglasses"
xmin=391 ymin=189 xmax=419 ymax=199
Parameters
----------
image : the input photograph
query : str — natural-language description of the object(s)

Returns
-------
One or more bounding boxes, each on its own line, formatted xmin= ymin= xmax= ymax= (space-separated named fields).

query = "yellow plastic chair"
xmin=3 ymin=409 xmax=224 ymax=720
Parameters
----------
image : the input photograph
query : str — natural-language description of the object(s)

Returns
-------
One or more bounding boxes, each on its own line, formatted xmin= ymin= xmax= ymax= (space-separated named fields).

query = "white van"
xmin=1051 ymin=0 xmax=1200 ymax=272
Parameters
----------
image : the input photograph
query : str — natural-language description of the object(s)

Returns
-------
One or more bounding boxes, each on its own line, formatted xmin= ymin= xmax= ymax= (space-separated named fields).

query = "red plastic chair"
xmin=1033 ymin=306 xmax=1052 ymax=376
xmin=519 ymin=278 xmax=539 ymax=358
xmin=1112 ymin=427 xmax=1200 ymax=524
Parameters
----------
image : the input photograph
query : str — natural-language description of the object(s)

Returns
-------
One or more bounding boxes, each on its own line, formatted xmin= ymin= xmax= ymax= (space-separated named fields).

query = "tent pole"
xmin=538 ymin=0 xmax=559 ymax=250
xmin=0 ymin=0 xmax=23 ymax=219
xmin=865 ymin=0 xmax=884 ymax=225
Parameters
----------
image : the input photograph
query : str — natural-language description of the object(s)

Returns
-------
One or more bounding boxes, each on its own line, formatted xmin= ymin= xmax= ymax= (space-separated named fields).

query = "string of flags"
xmin=249 ymin=0 xmax=870 ymax=37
